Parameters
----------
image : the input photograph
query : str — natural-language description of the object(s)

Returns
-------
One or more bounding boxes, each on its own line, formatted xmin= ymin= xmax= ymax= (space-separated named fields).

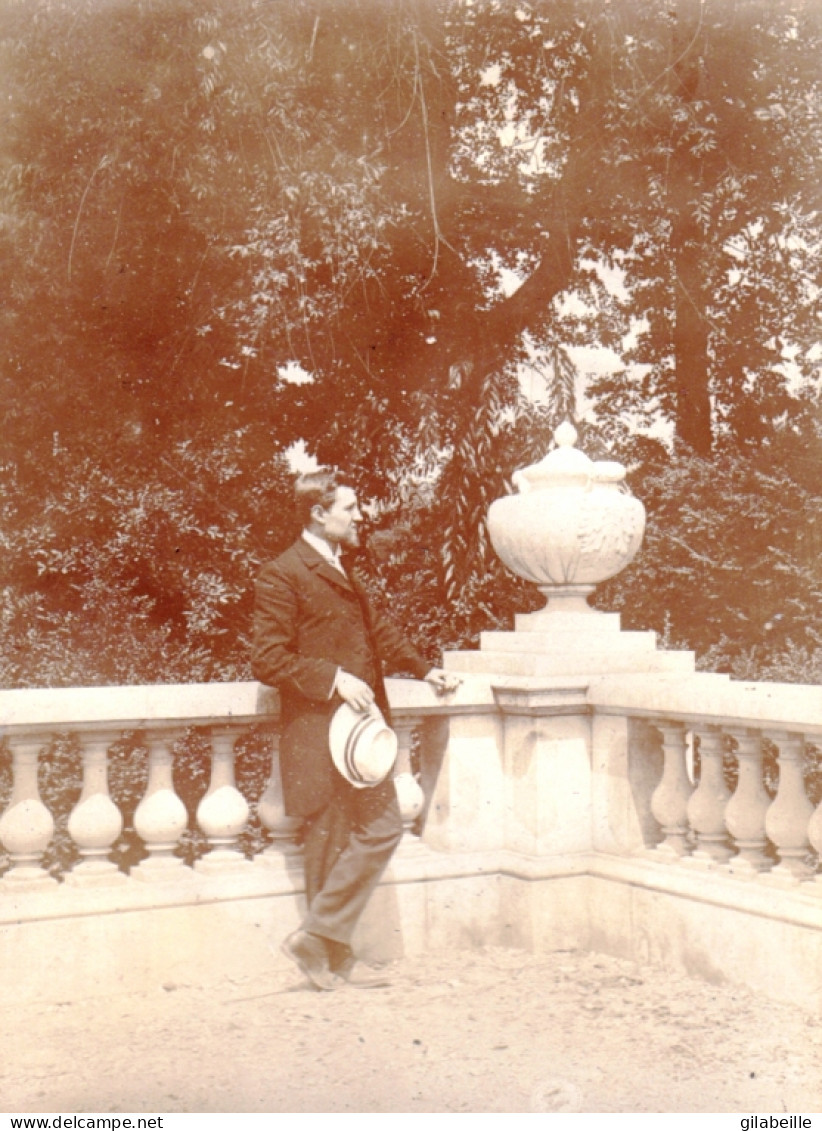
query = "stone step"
xmin=444 ymin=648 xmax=695 ymax=677
xmin=513 ymin=610 xmax=623 ymax=634
xmin=479 ymin=629 xmax=658 ymax=655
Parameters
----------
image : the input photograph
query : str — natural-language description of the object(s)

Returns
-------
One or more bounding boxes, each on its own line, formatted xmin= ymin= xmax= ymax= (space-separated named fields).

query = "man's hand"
xmin=335 ymin=670 xmax=376 ymax=713
xmin=424 ymin=668 xmax=462 ymax=695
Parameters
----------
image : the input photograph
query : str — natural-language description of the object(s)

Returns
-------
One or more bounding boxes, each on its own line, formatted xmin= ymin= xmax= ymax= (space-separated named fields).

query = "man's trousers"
xmin=300 ymin=774 xmax=403 ymax=946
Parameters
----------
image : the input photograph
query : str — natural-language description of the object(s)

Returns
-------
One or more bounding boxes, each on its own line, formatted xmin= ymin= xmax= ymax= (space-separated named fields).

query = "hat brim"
xmin=329 ymin=702 xmax=398 ymax=788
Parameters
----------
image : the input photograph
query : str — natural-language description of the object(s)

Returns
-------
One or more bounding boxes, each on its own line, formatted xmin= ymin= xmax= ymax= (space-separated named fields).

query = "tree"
xmin=4 ymin=0 xmax=819 ymax=469
xmin=0 ymin=0 xmax=819 ymax=683
xmin=588 ymin=0 xmax=822 ymax=458
xmin=597 ymin=408 xmax=822 ymax=676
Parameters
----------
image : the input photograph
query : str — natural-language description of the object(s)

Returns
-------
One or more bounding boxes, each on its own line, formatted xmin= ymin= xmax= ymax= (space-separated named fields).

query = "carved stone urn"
xmin=487 ymin=421 xmax=645 ymax=614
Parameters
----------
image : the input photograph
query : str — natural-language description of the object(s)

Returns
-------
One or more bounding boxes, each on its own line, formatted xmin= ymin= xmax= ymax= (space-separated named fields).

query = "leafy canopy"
xmin=0 ymin=0 xmax=819 ymax=684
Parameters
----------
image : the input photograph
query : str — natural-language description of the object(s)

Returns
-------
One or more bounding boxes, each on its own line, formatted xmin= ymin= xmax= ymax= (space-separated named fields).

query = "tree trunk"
xmin=673 ymin=226 xmax=713 ymax=458
xmin=670 ymin=0 xmax=714 ymax=458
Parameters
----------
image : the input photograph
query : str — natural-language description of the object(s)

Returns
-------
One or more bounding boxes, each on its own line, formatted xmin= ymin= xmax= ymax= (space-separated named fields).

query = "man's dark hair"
xmin=294 ymin=469 xmax=346 ymax=528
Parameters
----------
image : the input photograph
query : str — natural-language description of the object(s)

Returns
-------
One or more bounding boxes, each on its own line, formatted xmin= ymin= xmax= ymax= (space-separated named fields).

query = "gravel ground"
xmin=2 ymin=946 xmax=821 ymax=1114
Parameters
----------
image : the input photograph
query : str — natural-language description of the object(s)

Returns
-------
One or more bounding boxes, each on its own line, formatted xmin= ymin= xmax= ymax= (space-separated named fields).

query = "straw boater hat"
xmin=329 ymin=703 xmax=398 ymax=788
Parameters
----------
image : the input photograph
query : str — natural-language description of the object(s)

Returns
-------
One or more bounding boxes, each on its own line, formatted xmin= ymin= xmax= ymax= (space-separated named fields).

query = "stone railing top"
xmin=588 ymin=671 xmax=822 ymax=735
xmin=2 ymin=669 xmax=819 ymax=738
xmin=0 ymin=681 xmax=280 ymax=735
xmin=0 ymin=676 xmax=492 ymax=736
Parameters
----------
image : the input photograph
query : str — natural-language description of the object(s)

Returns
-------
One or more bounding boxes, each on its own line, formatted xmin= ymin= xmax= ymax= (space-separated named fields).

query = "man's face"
xmin=317 ymin=485 xmax=362 ymax=549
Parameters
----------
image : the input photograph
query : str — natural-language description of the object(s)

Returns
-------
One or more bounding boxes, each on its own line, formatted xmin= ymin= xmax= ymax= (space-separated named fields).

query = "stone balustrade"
xmin=588 ymin=672 xmax=822 ymax=882
xmin=0 ymin=668 xmax=819 ymax=1010
xmin=2 ymin=672 xmax=818 ymax=890
xmin=0 ymin=681 xmax=433 ymax=890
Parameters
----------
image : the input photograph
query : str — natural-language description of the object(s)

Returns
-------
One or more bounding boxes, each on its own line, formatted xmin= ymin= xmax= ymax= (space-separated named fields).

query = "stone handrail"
xmin=0 ymin=681 xmax=279 ymax=733
xmin=589 ymin=671 xmax=822 ymax=735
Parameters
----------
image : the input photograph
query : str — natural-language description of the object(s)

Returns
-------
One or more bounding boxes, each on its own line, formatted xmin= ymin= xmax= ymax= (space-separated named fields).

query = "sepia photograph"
xmin=0 ymin=0 xmax=820 ymax=1117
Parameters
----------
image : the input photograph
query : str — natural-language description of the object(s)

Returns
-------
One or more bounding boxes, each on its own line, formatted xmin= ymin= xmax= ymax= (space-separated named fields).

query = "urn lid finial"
xmin=512 ymin=421 xmax=630 ymax=494
xmin=512 ymin=419 xmax=592 ymax=493
xmin=554 ymin=419 xmax=578 ymax=448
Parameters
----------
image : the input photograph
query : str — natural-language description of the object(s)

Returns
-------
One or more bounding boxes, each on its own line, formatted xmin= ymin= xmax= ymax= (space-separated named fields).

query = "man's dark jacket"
xmin=252 ymin=537 xmax=428 ymax=817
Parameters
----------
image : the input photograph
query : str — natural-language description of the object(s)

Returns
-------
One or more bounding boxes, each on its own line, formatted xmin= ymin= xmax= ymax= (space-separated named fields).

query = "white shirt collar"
xmin=302 ymin=529 xmax=344 ymax=571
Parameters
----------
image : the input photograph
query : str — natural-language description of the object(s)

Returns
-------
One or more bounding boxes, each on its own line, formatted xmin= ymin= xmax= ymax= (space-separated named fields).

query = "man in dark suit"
xmin=252 ymin=469 xmax=458 ymax=990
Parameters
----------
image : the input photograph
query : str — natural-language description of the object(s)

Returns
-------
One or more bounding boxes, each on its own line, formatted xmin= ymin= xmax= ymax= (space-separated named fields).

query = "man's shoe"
xmin=334 ymin=953 xmax=392 ymax=989
xmin=281 ymin=930 xmax=339 ymax=992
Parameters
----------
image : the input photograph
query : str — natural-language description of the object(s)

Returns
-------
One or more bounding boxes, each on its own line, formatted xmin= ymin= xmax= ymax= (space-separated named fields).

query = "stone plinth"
xmin=444 ymin=608 xmax=695 ymax=679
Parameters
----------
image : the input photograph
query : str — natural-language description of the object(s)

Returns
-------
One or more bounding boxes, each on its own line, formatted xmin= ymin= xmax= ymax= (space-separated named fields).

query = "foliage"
xmin=596 ymin=409 xmax=822 ymax=671
xmin=0 ymin=427 xmax=295 ymax=687
xmin=0 ymin=0 xmax=819 ymax=690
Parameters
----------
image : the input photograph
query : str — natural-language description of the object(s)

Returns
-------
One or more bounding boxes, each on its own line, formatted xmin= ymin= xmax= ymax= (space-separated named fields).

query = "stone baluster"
xmin=686 ymin=726 xmax=733 ymax=864
xmin=131 ymin=729 xmax=189 ymax=881
xmin=0 ymin=734 xmax=57 ymax=890
xmin=808 ymin=761 xmax=822 ymax=884
xmin=650 ymin=721 xmax=694 ymax=856
xmin=257 ymin=730 xmax=301 ymax=859
xmin=764 ymin=731 xmax=814 ymax=880
xmin=195 ymin=725 xmax=251 ymax=873
xmin=65 ymin=730 xmax=127 ymax=885
xmin=392 ymin=717 xmax=425 ymax=843
xmin=725 ymin=728 xmax=771 ymax=873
